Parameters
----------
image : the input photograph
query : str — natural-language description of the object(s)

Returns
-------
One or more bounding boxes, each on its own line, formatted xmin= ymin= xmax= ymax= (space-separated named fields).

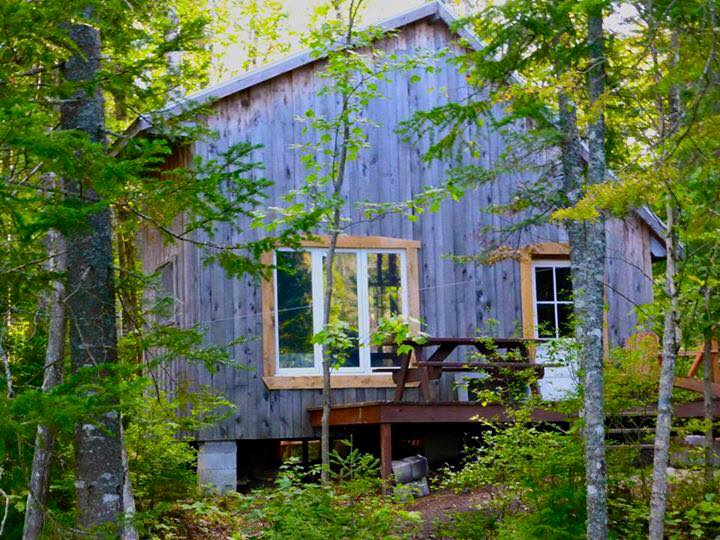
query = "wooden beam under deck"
xmin=309 ymin=399 xmax=720 ymax=486
xmin=307 ymin=399 xmax=720 ymax=429
xmin=307 ymin=401 xmax=569 ymax=428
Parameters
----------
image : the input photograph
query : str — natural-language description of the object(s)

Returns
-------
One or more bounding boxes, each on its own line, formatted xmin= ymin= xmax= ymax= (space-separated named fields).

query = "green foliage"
xmin=433 ymin=509 xmax=500 ymax=540
xmin=327 ymin=439 xmax=385 ymax=500
xmin=604 ymin=334 xmax=661 ymax=413
xmin=234 ymin=0 xmax=291 ymax=72
xmin=234 ymin=453 xmax=421 ymax=539
xmin=149 ymin=444 xmax=419 ymax=539
xmin=666 ymin=491 xmax=720 ymax=539
xmin=125 ymin=391 xmax=221 ymax=509
xmin=441 ymin=409 xmax=586 ymax=539
xmin=433 ymin=338 xmax=720 ymax=540
xmin=312 ymin=319 xmax=357 ymax=369
xmin=370 ymin=315 xmax=428 ymax=356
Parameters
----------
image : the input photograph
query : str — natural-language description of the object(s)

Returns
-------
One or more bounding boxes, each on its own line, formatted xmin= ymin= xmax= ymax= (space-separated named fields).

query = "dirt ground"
xmin=410 ymin=488 xmax=490 ymax=539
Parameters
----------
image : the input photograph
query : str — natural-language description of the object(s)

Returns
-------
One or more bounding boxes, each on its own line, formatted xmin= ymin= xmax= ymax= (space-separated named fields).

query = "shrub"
xmin=440 ymin=404 xmax=586 ymax=539
xmin=235 ymin=448 xmax=422 ymax=539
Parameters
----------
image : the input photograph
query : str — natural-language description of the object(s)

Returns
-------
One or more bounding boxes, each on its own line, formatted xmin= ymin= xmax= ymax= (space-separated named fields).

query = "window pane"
xmin=160 ymin=261 xmax=175 ymax=298
xmin=537 ymin=304 xmax=557 ymax=338
xmin=534 ymin=267 xmax=554 ymax=301
xmin=324 ymin=252 xmax=360 ymax=368
xmin=557 ymin=303 xmax=574 ymax=338
xmin=157 ymin=261 xmax=176 ymax=324
xmin=368 ymin=253 xmax=403 ymax=367
xmin=555 ymin=267 xmax=573 ymax=301
xmin=276 ymin=251 xmax=314 ymax=369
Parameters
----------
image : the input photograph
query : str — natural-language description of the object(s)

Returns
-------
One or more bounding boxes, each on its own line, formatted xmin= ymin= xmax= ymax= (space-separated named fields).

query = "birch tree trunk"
xmin=579 ymin=11 xmax=608 ymax=539
xmin=649 ymin=196 xmax=680 ymax=540
xmin=649 ymin=26 xmax=682 ymax=540
xmin=22 ymin=230 xmax=66 ymax=540
xmin=60 ymin=16 xmax=126 ymax=533
xmin=120 ymin=424 xmax=138 ymax=540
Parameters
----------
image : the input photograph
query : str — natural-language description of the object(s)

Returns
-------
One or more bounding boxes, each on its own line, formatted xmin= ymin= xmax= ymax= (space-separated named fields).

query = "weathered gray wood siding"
xmin=140 ymin=17 xmax=656 ymax=441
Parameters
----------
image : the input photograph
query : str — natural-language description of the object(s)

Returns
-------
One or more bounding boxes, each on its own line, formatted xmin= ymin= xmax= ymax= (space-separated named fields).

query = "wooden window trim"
xmin=261 ymin=235 xmax=421 ymax=390
xmin=519 ymin=243 xmax=570 ymax=339
xmin=518 ymin=242 xmax=609 ymax=356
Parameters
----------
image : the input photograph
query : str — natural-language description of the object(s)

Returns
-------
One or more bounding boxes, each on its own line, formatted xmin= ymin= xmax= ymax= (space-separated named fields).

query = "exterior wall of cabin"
xmin=139 ymin=17 xmax=657 ymax=442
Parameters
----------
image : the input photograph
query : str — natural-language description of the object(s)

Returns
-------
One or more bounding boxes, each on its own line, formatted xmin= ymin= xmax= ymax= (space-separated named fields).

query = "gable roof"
xmin=130 ymin=2 xmax=453 ymax=134
xmin=128 ymin=1 xmax=665 ymax=246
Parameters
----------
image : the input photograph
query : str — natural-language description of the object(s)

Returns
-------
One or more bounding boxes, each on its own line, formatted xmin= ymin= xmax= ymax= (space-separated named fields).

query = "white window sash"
xmin=275 ymin=247 xmax=408 ymax=375
xmin=531 ymin=259 xmax=572 ymax=340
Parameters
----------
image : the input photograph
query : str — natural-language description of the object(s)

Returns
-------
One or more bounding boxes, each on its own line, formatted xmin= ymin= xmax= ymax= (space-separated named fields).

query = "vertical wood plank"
xmin=380 ymin=423 xmax=392 ymax=485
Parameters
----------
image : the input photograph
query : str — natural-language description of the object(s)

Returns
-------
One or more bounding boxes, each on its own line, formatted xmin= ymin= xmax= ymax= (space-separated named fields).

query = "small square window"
xmin=535 ymin=267 xmax=555 ymax=301
xmin=155 ymin=260 xmax=178 ymax=325
xmin=555 ymin=267 xmax=573 ymax=301
xmin=536 ymin=304 xmax=557 ymax=338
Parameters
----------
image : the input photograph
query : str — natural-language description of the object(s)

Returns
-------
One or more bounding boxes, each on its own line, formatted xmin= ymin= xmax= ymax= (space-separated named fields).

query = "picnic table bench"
xmin=374 ymin=336 xmax=547 ymax=402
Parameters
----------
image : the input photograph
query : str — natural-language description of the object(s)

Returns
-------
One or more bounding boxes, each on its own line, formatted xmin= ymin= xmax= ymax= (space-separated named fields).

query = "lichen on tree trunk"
xmin=60 ymin=16 xmax=126 ymax=534
xmin=580 ymin=11 xmax=609 ymax=539
xmin=555 ymin=10 xmax=609 ymax=536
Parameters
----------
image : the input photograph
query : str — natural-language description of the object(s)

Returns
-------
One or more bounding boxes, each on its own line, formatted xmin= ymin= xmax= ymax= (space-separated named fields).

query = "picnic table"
xmin=375 ymin=336 xmax=544 ymax=402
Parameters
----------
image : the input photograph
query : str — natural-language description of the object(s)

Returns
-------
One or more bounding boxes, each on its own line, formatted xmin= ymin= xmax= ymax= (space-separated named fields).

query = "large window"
xmin=274 ymin=247 xmax=408 ymax=375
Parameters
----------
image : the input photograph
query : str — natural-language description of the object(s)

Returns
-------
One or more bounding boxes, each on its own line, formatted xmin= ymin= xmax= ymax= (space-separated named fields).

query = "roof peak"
xmin=149 ymin=2 xmax=458 ymax=123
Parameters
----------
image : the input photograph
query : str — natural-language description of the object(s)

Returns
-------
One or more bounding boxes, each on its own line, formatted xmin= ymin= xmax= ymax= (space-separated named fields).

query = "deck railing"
xmin=375 ymin=336 xmax=555 ymax=402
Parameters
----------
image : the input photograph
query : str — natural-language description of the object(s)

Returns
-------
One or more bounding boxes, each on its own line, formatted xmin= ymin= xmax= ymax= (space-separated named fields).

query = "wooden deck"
xmin=307 ymin=400 xmax=568 ymax=427
xmin=307 ymin=399 xmax=720 ymax=480
xmin=308 ymin=401 xmax=569 ymax=480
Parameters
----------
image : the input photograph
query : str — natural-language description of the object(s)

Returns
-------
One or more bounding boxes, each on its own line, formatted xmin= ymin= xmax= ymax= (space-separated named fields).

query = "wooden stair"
xmin=674 ymin=377 xmax=720 ymax=398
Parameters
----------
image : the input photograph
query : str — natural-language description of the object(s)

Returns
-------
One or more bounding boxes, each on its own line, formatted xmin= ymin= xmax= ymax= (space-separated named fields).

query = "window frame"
xmin=518 ymin=242 xmax=571 ymax=341
xmin=273 ymin=247 xmax=409 ymax=376
xmin=530 ymin=259 xmax=572 ymax=340
xmin=518 ymin=242 xmax=609 ymax=358
xmin=261 ymin=236 xmax=420 ymax=390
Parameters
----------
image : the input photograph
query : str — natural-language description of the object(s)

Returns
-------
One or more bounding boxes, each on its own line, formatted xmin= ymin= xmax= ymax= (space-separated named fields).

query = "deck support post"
xmin=301 ymin=440 xmax=309 ymax=470
xmin=380 ymin=423 xmax=392 ymax=492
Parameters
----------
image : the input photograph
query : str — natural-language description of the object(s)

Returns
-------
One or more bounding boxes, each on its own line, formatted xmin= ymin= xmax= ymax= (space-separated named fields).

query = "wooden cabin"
xmin=137 ymin=3 xmax=665 ymax=491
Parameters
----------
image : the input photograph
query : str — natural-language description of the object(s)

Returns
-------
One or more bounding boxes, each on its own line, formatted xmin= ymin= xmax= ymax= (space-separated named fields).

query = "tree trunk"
xmin=702 ymin=321 xmax=714 ymax=489
xmin=579 ymin=10 xmax=608 ymax=540
xmin=60 ymin=17 xmax=126 ymax=533
xmin=649 ymin=25 xmax=682 ymax=539
xmin=320 ymin=116 xmax=350 ymax=483
xmin=22 ymin=230 xmax=66 ymax=540
xmin=649 ymin=196 xmax=680 ymax=540
xmin=116 ymin=210 xmax=142 ymax=362
xmin=0 ymin=336 xmax=12 ymax=399
xmin=114 ymin=214 xmax=140 ymax=539
xmin=320 ymin=225 xmax=340 ymax=484
xmin=120 ymin=424 xmax=138 ymax=540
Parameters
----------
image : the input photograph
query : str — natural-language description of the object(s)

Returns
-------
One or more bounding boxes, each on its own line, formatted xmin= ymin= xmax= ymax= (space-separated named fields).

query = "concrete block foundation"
xmin=197 ymin=441 xmax=237 ymax=493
